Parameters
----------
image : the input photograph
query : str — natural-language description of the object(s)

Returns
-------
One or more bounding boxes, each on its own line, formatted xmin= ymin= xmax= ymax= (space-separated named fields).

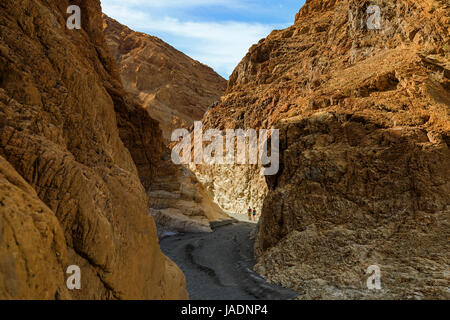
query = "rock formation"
xmin=103 ymin=15 xmax=227 ymax=142
xmin=199 ymin=0 xmax=449 ymax=299
xmin=0 ymin=156 xmax=71 ymax=299
xmin=0 ymin=0 xmax=187 ymax=299
xmin=102 ymin=15 xmax=230 ymax=234
xmin=192 ymin=163 xmax=268 ymax=216
xmin=148 ymin=149 xmax=231 ymax=235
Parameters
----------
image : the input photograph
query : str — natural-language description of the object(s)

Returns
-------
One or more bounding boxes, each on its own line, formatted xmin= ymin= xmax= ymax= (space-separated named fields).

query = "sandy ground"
xmin=225 ymin=211 xmax=260 ymax=223
xmin=159 ymin=221 xmax=298 ymax=300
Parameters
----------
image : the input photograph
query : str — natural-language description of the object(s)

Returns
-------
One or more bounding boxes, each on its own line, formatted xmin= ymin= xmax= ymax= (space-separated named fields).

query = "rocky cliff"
xmin=103 ymin=15 xmax=227 ymax=142
xmin=199 ymin=0 xmax=449 ymax=299
xmin=0 ymin=0 xmax=187 ymax=299
xmin=148 ymin=151 xmax=231 ymax=235
xmin=102 ymin=15 xmax=229 ymax=234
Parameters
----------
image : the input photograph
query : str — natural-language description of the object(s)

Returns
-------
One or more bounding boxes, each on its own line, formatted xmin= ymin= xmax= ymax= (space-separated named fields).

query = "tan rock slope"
xmin=102 ymin=15 xmax=229 ymax=233
xmin=199 ymin=0 xmax=449 ymax=299
xmin=149 ymin=151 xmax=231 ymax=234
xmin=0 ymin=0 xmax=187 ymax=299
xmin=103 ymin=15 xmax=227 ymax=142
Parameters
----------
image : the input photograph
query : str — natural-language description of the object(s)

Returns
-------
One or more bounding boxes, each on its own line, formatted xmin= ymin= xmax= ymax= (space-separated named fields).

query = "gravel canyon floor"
xmin=160 ymin=219 xmax=298 ymax=300
xmin=0 ymin=0 xmax=448 ymax=300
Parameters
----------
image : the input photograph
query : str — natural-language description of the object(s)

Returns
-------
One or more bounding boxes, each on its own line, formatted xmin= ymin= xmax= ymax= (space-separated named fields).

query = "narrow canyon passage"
xmin=160 ymin=220 xmax=298 ymax=300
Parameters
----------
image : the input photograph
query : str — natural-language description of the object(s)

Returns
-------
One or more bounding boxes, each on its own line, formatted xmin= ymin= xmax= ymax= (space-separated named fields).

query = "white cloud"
xmin=101 ymin=1 xmax=283 ymax=78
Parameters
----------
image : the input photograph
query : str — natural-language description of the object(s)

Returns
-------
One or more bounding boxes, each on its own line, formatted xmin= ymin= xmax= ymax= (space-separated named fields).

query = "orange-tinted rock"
xmin=103 ymin=15 xmax=227 ymax=142
xmin=199 ymin=0 xmax=449 ymax=298
xmin=0 ymin=0 xmax=187 ymax=299
xmin=0 ymin=156 xmax=70 ymax=299
xmin=102 ymin=15 xmax=229 ymax=232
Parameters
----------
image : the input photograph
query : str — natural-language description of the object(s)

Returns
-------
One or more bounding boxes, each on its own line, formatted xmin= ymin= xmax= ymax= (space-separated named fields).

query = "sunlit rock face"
xmin=0 ymin=0 xmax=188 ymax=299
xmin=197 ymin=0 xmax=450 ymax=299
xmin=102 ymin=15 xmax=230 ymax=234
xmin=192 ymin=163 xmax=268 ymax=217
xmin=103 ymin=15 xmax=227 ymax=142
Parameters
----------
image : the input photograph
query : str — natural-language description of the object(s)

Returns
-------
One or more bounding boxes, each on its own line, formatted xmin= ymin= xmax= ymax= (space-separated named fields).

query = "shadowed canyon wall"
xmin=199 ymin=0 xmax=449 ymax=298
xmin=103 ymin=15 xmax=227 ymax=142
xmin=102 ymin=15 xmax=230 ymax=234
xmin=0 ymin=0 xmax=187 ymax=299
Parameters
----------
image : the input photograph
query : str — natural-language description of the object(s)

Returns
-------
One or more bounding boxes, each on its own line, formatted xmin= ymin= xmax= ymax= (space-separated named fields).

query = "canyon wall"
xmin=0 ymin=0 xmax=187 ymax=299
xmin=200 ymin=0 xmax=449 ymax=298
xmin=148 ymin=152 xmax=231 ymax=235
xmin=103 ymin=15 xmax=227 ymax=142
xmin=102 ymin=15 xmax=229 ymax=234
xmin=192 ymin=163 xmax=268 ymax=216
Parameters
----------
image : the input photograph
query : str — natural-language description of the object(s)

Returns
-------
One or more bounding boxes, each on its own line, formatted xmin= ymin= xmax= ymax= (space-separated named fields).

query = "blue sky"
xmin=101 ymin=0 xmax=306 ymax=79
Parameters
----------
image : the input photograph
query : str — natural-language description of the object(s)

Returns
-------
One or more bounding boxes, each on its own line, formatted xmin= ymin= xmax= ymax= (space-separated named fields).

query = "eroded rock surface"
xmin=0 ymin=156 xmax=70 ymax=299
xmin=102 ymin=15 xmax=230 ymax=233
xmin=198 ymin=0 xmax=449 ymax=299
xmin=0 ymin=0 xmax=187 ymax=299
xmin=149 ymin=151 xmax=230 ymax=235
xmin=103 ymin=15 xmax=227 ymax=142
xmin=193 ymin=163 xmax=268 ymax=216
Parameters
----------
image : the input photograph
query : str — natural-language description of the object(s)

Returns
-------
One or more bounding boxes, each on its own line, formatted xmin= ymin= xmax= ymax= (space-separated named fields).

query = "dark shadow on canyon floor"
xmin=160 ymin=221 xmax=298 ymax=300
